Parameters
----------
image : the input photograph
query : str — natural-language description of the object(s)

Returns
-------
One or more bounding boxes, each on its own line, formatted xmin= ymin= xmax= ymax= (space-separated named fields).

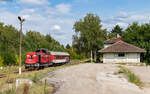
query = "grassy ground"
xmin=0 ymin=60 xmax=85 ymax=94
xmin=118 ymin=65 xmax=143 ymax=87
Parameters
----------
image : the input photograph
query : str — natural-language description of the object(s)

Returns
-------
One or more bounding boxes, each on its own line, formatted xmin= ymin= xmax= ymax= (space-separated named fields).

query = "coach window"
xmin=118 ymin=53 xmax=125 ymax=57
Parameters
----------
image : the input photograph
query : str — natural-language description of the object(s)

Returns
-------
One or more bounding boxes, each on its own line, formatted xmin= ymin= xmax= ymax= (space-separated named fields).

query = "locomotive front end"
xmin=24 ymin=52 xmax=39 ymax=69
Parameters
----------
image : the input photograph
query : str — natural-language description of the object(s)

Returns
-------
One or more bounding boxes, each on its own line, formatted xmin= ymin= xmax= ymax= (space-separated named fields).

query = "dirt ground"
xmin=125 ymin=65 xmax=150 ymax=93
xmin=42 ymin=63 xmax=149 ymax=94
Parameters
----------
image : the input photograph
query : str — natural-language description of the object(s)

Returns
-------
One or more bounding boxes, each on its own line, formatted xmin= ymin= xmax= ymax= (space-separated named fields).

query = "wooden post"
xmin=95 ymin=51 xmax=97 ymax=62
xmin=91 ymin=50 xmax=92 ymax=63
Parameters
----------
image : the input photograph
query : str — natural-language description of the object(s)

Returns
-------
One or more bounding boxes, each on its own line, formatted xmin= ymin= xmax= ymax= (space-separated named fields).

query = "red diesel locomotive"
xmin=24 ymin=48 xmax=70 ymax=69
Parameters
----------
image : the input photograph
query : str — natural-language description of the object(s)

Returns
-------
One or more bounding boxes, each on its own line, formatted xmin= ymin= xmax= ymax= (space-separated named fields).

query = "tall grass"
xmin=118 ymin=66 xmax=142 ymax=87
xmin=3 ymin=88 xmax=16 ymax=94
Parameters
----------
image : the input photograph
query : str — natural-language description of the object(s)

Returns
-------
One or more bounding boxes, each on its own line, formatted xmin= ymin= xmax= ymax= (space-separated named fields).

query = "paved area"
xmin=125 ymin=65 xmax=150 ymax=93
xmin=43 ymin=63 xmax=147 ymax=94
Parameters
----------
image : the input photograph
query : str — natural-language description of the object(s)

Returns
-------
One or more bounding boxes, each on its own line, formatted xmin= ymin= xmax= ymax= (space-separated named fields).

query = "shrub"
xmin=4 ymin=53 xmax=16 ymax=65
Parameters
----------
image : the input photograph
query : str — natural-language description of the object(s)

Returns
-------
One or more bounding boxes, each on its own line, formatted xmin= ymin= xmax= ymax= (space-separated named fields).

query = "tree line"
xmin=66 ymin=13 xmax=150 ymax=64
xmin=0 ymin=13 xmax=150 ymax=66
xmin=0 ymin=22 xmax=64 ymax=66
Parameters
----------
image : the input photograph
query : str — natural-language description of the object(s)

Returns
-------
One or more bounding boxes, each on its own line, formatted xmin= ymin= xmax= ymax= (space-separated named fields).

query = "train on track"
xmin=24 ymin=48 xmax=70 ymax=69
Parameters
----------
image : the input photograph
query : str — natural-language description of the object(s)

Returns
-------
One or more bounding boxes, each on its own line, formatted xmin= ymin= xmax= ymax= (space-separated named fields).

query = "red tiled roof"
xmin=99 ymin=40 xmax=146 ymax=53
xmin=104 ymin=37 xmax=122 ymax=43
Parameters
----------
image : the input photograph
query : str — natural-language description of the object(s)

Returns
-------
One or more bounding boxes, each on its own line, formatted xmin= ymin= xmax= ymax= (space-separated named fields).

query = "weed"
xmin=129 ymin=73 xmax=141 ymax=86
xmin=4 ymin=88 xmax=16 ymax=94
xmin=6 ymin=78 xmax=15 ymax=84
xmin=47 ymin=69 xmax=53 ymax=72
xmin=32 ymin=72 xmax=45 ymax=83
xmin=118 ymin=69 xmax=125 ymax=74
xmin=118 ymin=66 xmax=142 ymax=87
xmin=24 ymin=74 xmax=33 ymax=79
xmin=32 ymin=73 xmax=39 ymax=83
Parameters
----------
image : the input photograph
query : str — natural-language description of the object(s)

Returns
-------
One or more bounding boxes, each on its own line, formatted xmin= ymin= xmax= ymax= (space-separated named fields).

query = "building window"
xmin=118 ymin=53 xmax=125 ymax=57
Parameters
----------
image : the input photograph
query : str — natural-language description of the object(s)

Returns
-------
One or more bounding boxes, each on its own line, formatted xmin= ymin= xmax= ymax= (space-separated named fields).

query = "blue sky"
xmin=0 ymin=0 xmax=150 ymax=45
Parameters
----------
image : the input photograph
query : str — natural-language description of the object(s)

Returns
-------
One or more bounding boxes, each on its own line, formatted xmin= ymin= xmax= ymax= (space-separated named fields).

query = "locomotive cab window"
xmin=30 ymin=55 xmax=33 ymax=59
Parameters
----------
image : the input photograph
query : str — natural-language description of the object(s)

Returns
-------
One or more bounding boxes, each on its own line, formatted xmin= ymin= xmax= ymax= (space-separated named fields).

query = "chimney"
xmin=117 ymin=34 xmax=120 ymax=38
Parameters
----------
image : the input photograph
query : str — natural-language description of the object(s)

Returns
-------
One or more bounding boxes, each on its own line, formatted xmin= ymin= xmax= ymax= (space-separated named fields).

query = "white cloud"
xmin=0 ymin=7 xmax=74 ymax=45
xmin=102 ymin=11 xmax=150 ymax=30
xmin=1 ymin=1 xmax=7 ymax=5
xmin=55 ymin=4 xmax=71 ymax=15
xmin=0 ymin=11 xmax=18 ymax=28
xmin=51 ymin=25 xmax=61 ymax=31
xmin=115 ymin=22 xmax=128 ymax=28
xmin=1 ymin=6 xmax=150 ymax=46
xmin=22 ymin=15 xmax=30 ymax=19
xmin=19 ymin=0 xmax=50 ymax=5
xmin=20 ymin=9 xmax=36 ymax=14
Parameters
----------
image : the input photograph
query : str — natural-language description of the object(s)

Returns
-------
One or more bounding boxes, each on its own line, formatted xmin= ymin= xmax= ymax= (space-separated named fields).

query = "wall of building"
xmin=103 ymin=53 xmax=140 ymax=63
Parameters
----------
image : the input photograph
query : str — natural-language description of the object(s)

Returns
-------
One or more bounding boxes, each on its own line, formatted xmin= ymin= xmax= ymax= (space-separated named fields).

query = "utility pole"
xmin=18 ymin=16 xmax=25 ymax=75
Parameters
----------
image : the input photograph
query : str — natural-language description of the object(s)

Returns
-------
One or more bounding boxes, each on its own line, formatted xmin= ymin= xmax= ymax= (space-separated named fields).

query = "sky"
xmin=0 ymin=0 xmax=150 ymax=45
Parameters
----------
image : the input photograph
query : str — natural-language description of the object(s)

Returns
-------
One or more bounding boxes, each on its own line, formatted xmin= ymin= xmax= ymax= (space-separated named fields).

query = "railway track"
xmin=0 ymin=60 xmax=87 ymax=79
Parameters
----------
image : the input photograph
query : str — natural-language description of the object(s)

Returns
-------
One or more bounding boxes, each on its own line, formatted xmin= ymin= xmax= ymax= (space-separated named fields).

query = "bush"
xmin=3 ymin=53 xmax=16 ymax=65
xmin=65 ymin=49 xmax=86 ymax=60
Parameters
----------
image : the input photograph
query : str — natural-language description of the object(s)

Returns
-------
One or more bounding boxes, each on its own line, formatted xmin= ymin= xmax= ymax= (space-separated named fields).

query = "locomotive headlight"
xmin=36 ymin=63 xmax=39 ymax=66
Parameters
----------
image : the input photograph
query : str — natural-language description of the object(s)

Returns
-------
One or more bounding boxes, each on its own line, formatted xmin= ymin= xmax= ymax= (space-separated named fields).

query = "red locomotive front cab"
xmin=25 ymin=52 xmax=40 ymax=68
xmin=24 ymin=48 xmax=53 ymax=69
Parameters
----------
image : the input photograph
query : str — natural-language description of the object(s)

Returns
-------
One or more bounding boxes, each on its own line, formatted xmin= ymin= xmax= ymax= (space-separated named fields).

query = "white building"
xmin=98 ymin=37 xmax=146 ymax=63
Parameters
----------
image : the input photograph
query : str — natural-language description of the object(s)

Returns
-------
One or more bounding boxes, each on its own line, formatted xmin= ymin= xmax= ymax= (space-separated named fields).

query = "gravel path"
xmin=42 ymin=63 xmax=147 ymax=94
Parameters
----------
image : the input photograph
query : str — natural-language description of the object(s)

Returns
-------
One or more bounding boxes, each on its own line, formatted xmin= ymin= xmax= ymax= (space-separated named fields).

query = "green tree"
xmin=111 ymin=25 xmax=123 ymax=36
xmin=73 ymin=13 xmax=107 ymax=58
xmin=122 ymin=22 xmax=150 ymax=63
xmin=0 ymin=22 xmax=65 ymax=66
xmin=66 ymin=44 xmax=71 ymax=49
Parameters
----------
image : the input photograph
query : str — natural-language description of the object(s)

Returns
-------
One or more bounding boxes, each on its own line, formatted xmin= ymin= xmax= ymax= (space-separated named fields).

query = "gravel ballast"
xmin=42 ymin=63 xmax=148 ymax=94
